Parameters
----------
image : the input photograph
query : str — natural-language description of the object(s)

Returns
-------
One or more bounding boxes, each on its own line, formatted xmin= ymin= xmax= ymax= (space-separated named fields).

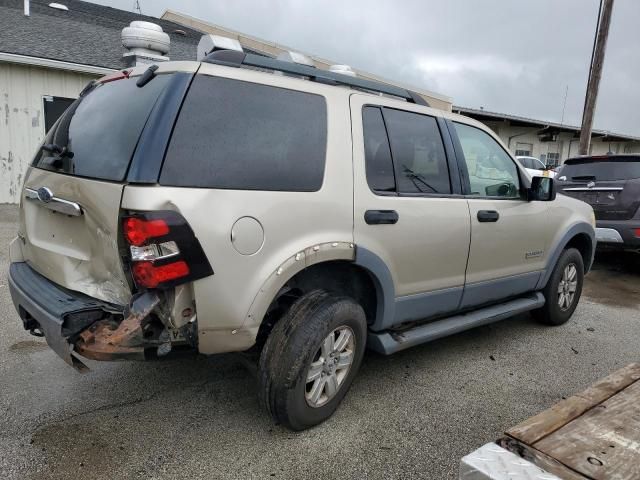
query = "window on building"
xmin=43 ymin=96 xmax=75 ymax=133
xmin=514 ymin=142 xmax=533 ymax=157
xmin=382 ymin=108 xmax=451 ymax=194
xmin=546 ymin=152 xmax=560 ymax=167
xmin=454 ymin=122 xmax=520 ymax=198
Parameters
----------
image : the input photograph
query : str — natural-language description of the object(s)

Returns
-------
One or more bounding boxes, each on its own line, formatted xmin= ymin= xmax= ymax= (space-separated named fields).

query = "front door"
xmin=350 ymin=95 xmax=471 ymax=330
xmin=449 ymin=121 xmax=550 ymax=308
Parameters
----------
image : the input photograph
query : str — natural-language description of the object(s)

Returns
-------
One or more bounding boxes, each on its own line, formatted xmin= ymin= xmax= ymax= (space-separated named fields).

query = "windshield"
xmin=559 ymin=157 xmax=640 ymax=181
xmin=33 ymin=74 xmax=173 ymax=182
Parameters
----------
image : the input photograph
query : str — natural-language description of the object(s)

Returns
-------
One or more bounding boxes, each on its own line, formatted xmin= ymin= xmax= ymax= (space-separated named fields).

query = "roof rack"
xmin=203 ymin=50 xmax=430 ymax=107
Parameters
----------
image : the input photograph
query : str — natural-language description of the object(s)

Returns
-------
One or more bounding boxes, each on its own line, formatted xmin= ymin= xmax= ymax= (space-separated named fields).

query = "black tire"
xmin=258 ymin=290 xmax=367 ymax=431
xmin=533 ymin=248 xmax=584 ymax=326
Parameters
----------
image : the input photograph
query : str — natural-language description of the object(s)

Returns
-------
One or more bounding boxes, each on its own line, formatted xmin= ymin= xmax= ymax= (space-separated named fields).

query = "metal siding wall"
xmin=0 ymin=63 xmax=97 ymax=203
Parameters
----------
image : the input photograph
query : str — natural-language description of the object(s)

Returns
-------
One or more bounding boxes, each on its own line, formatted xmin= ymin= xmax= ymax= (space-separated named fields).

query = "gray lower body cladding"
xmin=367 ymin=293 xmax=545 ymax=355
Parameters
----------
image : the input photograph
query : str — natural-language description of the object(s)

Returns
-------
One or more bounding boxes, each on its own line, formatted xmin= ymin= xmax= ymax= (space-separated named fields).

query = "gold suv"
xmin=9 ymin=48 xmax=595 ymax=430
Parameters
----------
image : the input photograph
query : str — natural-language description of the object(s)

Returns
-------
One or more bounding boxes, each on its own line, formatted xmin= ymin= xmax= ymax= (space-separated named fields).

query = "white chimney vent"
xmin=121 ymin=21 xmax=170 ymax=67
xmin=197 ymin=34 xmax=243 ymax=61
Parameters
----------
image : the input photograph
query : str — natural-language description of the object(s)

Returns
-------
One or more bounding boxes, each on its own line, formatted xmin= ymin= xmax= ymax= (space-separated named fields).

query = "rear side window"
xmin=559 ymin=158 xmax=640 ymax=181
xmin=160 ymin=75 xmax=327 ymax=191
xmin=383 ymin=108 xmax=451 ymax=194
xmin=34 ymin=75 xmax=173 ymax=181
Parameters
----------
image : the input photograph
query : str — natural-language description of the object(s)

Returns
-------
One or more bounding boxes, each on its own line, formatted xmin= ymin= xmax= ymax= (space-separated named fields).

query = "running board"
xmin=368 ymin=292 xmax=545 ymax=355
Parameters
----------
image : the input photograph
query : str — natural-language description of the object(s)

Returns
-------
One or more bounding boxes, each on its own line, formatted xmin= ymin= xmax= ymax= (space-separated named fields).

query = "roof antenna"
xmin=132 ymin=0 xmax=142 ymax=14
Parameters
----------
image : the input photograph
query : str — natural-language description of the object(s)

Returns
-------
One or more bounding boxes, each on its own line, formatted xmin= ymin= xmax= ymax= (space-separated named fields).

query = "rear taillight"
xmin=634 ymin=228 xmax=640 ymax=238
xmin=123 ymin=217 xmax=170 ymax=246
xmin=121 ymin=211 xmax=213 ymax=289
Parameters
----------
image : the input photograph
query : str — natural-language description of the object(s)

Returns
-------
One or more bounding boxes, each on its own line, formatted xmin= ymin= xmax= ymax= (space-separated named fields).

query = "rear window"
xmin=559 ymin=158 xmax=640 ymax=181
xmin=160 ymin=75 xmax=327 ymax=191
xmin=33 ymin=74 xmax=173 ymax=181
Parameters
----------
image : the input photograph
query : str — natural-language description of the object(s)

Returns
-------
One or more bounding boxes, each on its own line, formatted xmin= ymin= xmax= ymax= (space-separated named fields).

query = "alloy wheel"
xmin=305 ymin=326 xmax=355 ymax=408
xmin=557 ymin=263 xmax=578 ymax=311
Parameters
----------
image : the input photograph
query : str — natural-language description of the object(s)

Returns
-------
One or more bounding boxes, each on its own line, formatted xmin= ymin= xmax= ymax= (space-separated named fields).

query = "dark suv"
xmin=557 ymin=155 xmax=640 ymax=250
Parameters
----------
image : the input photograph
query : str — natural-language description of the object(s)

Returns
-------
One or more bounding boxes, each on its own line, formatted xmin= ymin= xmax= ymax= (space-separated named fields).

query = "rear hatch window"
xmin=33 ymin=74 xmax=173 ymax=181
xmin=559 ymin=157 xmax=640 ymax=181
xmin=558 ymin=156 xmax=640 ymax=220
xmin=159 ymin=75 xmax=327 ymax=191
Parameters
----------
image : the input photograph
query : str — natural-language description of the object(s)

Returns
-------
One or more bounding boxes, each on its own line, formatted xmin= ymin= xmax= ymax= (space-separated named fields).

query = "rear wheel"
xmin=258 ymin=290 xmax=366 ymax=430
xmin=533 ymin=248 xmax=584 ymax=326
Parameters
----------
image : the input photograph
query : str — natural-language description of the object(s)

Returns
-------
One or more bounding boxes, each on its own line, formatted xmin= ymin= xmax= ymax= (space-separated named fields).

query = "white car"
xmin=516 ymin=156 xmax=556 ymax=178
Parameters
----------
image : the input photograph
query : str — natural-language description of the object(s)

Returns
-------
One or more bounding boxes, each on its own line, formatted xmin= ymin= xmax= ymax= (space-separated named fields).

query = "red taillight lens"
xmin=123 ymin=217 xmax=170 ymax=246
xmin=132 ymin=261 xmax=190 ymax=288
xmin=121 ymin=211 xmax=213 ymax=290
xmin=634 ymin=228 xmax=640 ymax=238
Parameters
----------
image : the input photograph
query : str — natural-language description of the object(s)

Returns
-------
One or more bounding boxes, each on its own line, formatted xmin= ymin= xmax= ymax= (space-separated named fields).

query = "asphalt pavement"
xmin=1 ymin=204 xmax=638 ymax=479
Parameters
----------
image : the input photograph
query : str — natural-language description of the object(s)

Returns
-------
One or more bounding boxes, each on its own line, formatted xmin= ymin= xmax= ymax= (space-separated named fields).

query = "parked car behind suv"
xmin=516 ymin=156 xmax=557 ymax=178
xmin=557 ymin=155 xmax=640 ymax=251
xmin=8 ymin=48 xmax=596 ymax=430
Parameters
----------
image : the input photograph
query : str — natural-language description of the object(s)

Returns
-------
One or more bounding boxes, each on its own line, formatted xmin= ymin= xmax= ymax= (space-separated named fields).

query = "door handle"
xmin=477 ymin=210 xmax=499 ymax=222
xmin=364 ymin=210 xmax=399 ymax=225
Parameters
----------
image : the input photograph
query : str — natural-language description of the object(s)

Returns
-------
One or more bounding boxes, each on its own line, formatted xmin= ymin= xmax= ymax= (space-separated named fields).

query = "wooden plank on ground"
xmin=534 ymin=379 xmax=640 ymax=480
xmin=498 ymin=437 xmax=587 ymax=480
xmin=507 ymin=363 xmax=640 ymax=445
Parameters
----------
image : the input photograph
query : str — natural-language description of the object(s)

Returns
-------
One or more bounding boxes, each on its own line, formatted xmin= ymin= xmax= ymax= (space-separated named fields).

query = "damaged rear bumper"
xmin=8 ymin=262 xmax=172 ymax=371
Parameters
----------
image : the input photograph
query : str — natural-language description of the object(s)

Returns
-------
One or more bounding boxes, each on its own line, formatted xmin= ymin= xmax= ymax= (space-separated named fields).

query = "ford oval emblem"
xmin=586 ymin=181 xmax=596 ymax=188
xmin=37 ymin=187 xmax=54 ymax=203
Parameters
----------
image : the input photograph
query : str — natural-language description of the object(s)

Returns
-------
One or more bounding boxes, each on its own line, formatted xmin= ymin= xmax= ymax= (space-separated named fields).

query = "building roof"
xmin=0 ymin=0 xmax=202 ymax=69
xmin=453 ymin=106 xmax=640 ymax=143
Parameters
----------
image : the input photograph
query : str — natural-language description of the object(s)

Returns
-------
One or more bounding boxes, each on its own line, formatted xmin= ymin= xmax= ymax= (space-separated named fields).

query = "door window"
xmin=383 ymin=108 xmax=451 ymax=194
xmin=454 ymin=122 xmax=521 ymax=198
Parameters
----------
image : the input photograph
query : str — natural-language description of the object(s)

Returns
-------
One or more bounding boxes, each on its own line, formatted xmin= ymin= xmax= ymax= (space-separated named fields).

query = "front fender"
xmin=536 ymin=222 xmax=595 ymax=289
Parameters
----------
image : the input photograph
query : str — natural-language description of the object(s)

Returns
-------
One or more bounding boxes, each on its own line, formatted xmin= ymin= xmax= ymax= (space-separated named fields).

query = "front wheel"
xmin=533 ymin=247 xmax=584 ymax=326
xmin=258 ymin=290 xmax=367 ymax=430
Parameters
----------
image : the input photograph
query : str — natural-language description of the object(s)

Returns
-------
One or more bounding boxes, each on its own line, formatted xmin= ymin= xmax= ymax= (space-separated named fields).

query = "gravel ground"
xmin=0 ymin=204 xmax=638 ymax=479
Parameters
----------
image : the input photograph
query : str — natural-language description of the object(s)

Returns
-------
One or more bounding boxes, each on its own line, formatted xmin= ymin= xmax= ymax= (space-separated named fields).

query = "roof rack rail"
xmin=202 ymin=50 xmax=430 ymax=107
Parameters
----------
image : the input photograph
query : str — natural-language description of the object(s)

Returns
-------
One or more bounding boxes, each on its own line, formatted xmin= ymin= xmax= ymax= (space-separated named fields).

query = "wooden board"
xmin=504 ymin=363 xmax=640 ymax=479
xmin=534 ymin=380 xmax=640 ymax=480
xmin=507 ymin=363 xmax=640 ymax=445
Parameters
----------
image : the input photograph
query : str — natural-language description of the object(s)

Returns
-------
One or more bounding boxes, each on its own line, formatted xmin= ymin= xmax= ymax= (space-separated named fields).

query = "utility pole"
xmin=578 ymin=0 xmax=614 ymax=155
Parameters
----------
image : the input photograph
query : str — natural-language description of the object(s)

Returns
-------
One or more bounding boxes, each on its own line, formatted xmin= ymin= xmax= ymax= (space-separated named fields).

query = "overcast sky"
xmin=94 ymin=0 xmax=639 ymax=136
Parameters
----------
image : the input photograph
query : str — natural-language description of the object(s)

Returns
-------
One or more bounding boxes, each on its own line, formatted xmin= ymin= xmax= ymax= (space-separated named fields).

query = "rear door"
xmin=558 ymin=157 xmax=640 ymax=221
xmin=351 ymin=95 xmax=471 ymax=329
xmin=450 ymin=121 xmax=550 ymax=308
xmin=19 ymin=70 xmax=182 ymax=305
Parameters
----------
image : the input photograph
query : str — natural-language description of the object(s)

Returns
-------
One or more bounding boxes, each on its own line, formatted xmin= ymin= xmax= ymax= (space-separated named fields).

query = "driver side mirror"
xmin=528 ymin=176 xmax=556 ymax=201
